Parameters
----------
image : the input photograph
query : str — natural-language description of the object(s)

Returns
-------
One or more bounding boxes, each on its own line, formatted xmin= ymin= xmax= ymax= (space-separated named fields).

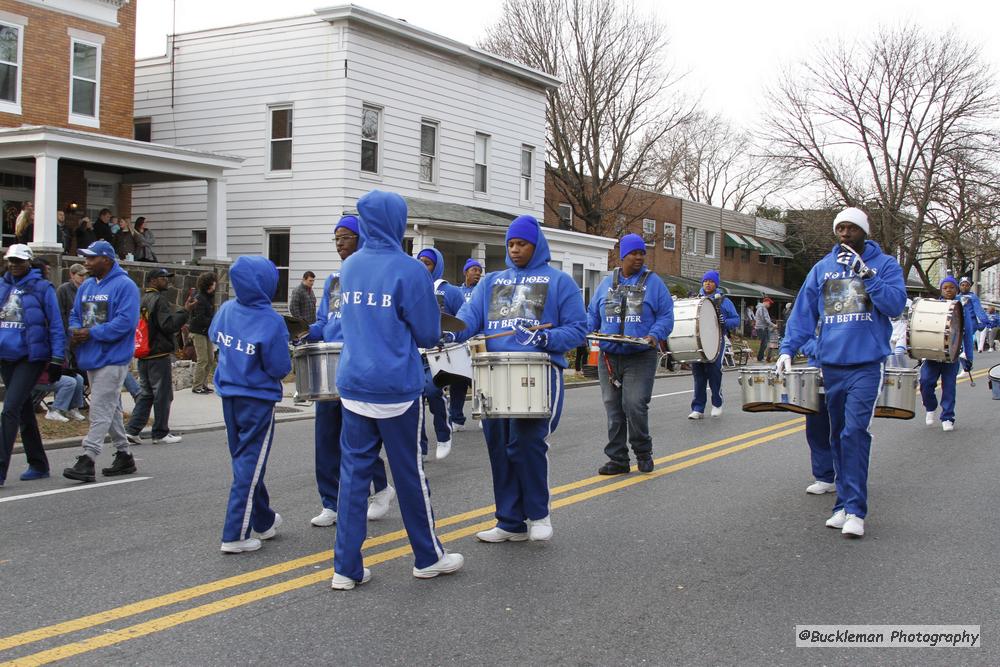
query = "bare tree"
xmin=480 ymin=0 xmax=693 ymax=237
xmin=762 ymin=25 xmax=999 ymax=290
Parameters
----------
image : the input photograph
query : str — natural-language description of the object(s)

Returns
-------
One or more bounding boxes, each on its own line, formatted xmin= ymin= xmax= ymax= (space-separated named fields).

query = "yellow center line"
xmin=0 ymin=416 xmax=804 ymax=654
xmin=2 ymin=424 xmax=805 ymax=667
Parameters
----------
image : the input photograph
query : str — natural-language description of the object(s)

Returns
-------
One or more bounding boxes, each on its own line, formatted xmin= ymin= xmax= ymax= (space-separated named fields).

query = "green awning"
xmin=724 ymin=231 xmax=751 ymax=250
xmin=743 ymin=236 xmax=766 ymax=252
xmin=718 ymin=279 xmax=763 ymax=299
xmin=756 ymin=239 xmax=781 ymax=256
xmin=771 ymin=241 xmax=794 ymax=259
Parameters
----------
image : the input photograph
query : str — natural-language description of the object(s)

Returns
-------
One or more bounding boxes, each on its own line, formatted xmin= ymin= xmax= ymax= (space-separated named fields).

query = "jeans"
xmin=0 ymin=359 xmax=47 ymax=479
xmin=598 ymin=349 xmax=657 ymax=463
xmin=127 ymin=356 xmax=174 ymax=439
xmin=756 ymin=327 xmax=771 ymax=361
xmin=191 ymin=333 xmax=216 ymax=389
xmin=123 ymin=371 xmax=140 ymax=399
xmin=47 ymin=373 xmax=85 ymax=412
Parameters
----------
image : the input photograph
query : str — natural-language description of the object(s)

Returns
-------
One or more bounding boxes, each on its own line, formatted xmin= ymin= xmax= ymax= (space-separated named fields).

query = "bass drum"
xmin=667 ymin=297 xmax=722 ymax=363
xmin=908 ymin=298 xmax=963 ymax=362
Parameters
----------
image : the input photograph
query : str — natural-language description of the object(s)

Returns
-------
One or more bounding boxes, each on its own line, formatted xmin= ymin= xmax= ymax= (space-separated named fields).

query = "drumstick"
xmin=481 ymin=323 xmax=553 ymax=341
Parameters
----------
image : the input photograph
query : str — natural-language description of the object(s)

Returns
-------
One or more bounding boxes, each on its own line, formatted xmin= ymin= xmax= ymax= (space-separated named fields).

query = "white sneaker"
xmin=942 ymin=420 xmax=954 ymax=432
xmin=311 ymin=508 xmax=337 ymax=527
xmin=477 ymin=419 xmax=484 ymax=430
xmin=475 ymin=526 xmax=529 ymax=543
xmin=413 ymin=552 xmax=464 ymax=579
xmin=67 ymin=408 xmax=87 ymax=421
xmin=367 ymin=485 xmax=396 ymax=520
xmin=451 ymin=422 xmax=466 ymax=432
xmin=825 ymin=509 xmax=847 ymax=529
xmin=45 ymin=409 xmax=69 ymax=422
xmin=842 ymin=514 xmax=864 ymax=537
xmin=256 ymin=512 xmax=282 ymax=540
xmin=153 ymin=433 xmax=182 ymax=444
xmin=331 ymin=568 xmax=371 ymax=590
xmin=925 ymin=411 xmax=935 ymax=426
xmin=806 ymin=480 xmax=837 ymax=495
xmin=710 ymin=405 xmax=723 ymax=417
xmin=125 ymin=433 xmax=143 ymax=446
xmin=435 ymin=440 xmax=452 ymax=460
xmin=220 ymin=538 xmax=262 ymax=553
xmin=529 ymin=516 xmax=553 ymax=541
xmin=687 ymin=411 xmax=703 ymax=420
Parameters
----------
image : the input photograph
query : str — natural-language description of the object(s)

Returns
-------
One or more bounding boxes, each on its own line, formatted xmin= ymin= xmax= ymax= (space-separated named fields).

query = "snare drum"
xmin=292 ymin=342 xmax=343 ymax=402
xmin=423 ymin=342 xmax=473 ymax=388
xmin=472 ymin=352 xmax=551 ymax=418
xmin=668 ymin=297 xmax=723 ymax=363
xmin=776 ymin=367 xmax=822 ymax=414
xmin=908 ymin=298 xmax=963 ymax=362
xmin=738 ymin=367 xmax=782 ymax=412
xmin=874 ymin=367 xmax=917 ymax=419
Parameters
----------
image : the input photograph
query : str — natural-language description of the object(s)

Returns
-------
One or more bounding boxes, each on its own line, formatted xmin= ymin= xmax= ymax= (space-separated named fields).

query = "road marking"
xmin=0 ymin=478 xmax=151 ymax=504
xmin=1 ymin=424 xmax=804 ymax=667
xmin=0 ymin=416 xmax=805 ymax=655
xmin=651 ymin=389 xmax=694 ymax=398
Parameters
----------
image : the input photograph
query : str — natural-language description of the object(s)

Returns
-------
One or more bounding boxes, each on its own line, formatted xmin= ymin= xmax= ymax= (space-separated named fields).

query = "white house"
xmin=133 ymin=5 xmax=615 ymax=303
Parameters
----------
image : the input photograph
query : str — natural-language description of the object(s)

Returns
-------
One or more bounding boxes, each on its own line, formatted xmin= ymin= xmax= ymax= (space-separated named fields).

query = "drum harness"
xmin=604 ymin=268 xmax=651 ymax=389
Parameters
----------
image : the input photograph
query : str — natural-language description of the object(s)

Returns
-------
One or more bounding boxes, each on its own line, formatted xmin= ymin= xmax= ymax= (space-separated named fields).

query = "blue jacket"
xmin=781 ymin=240 xmax=906 ymax=365
xmin=455 ymin=217 xmax=587 ymax=368
xmin=698 ymin=288 xmax=741 ymax=333
xmin=69 ymin=263 xmax=140 ymax=370
xmin=336 ymin=190 xmax=441 ymax=403
xmin=959 ymin=290 xmax=989 ymax=332
xmin=423 ymin=247 xmax=465 ymax=316
xmin=306 ymin=273 xmax=345 ymax=343
xmin=587 ymin=267 xmax=674 ymax=355
xmin=460 ymin=283 xmax=476 ymax=303
xmin=209 ymin=256 xmax=291 ymax=402
xmin=0 ymin=269 xmax=66 ymax=363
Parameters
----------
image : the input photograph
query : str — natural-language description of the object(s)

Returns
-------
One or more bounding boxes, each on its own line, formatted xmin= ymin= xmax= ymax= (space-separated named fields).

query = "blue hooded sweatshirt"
xmin=460 ymin=283 xmax=476 ymax=303
xmin=209 ymin=256 xmax=291 ymax=402
xmin=781 ymin=240 xmax=906 ymax=365
xmin=587 ymin=267 xmax=674 ymax=354
xmin=306 ymin=273 xmax=346 ymax=343
xmin=0 ymin=268 xmax=66 ymax=363
xmin=455 ymin=216 xmax=587 ymax=368
xmin=698 ymin=287 xmax=741 ymax=334
xmin=420 ymin=247 xmax=466 ymax=316
xmin=959 ymin=289 xmax=989 ymax=332
xmin=336 ymin=190 xmax=441 ymax=404
xmin=69 ymin=262 xmax=140 ymax=370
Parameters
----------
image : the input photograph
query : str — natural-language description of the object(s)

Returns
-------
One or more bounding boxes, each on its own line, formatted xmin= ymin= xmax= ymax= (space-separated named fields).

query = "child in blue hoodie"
xmin=588 ymin=233 xmax=673 ymax=475
xmin=779 ymin=208 xmax=906 ymax=538
xmin=688 ymin=270 xmax=740 ymax=419
xmin=957 ymin=276 xmax=989 ymax=372
xmin=416 ymin=247 xmax=465 ymax=460
xmin=210 ymin=255 xmax=291 ymax=554
xmin=452 ymin=215 xmax=587 ymax=543
xmin=920 ymin=277 xmax=964 ymax=432
xmin=333 ymin=190 xmax=462 ymax=590
xmin=449 ymin=258 xmax=483 ymax=429
xmin=304 ymin=215 xmax=394 ymax=528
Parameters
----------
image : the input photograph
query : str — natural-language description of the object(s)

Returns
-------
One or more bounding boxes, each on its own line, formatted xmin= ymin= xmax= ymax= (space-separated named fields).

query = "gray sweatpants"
xmin=81 ymin=364 xmax=131 ymax=459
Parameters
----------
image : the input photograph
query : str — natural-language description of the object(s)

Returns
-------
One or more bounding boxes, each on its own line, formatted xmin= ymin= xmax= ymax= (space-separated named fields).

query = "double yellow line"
xmin=0 ymin=416 xmax=815 ymax=666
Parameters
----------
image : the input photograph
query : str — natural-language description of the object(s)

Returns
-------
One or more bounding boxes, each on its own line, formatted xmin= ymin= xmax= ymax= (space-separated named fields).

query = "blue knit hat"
xmin=463 ymin=258 xmax=482 ymax=273
xmin=506 ymin=215 xmax=539 ymax=245
xmin=417 ymin=249 xmax=437 ymax=266
xmin=702 ymin=270 xmax=720 ymax=286
xmin=940 ymin=276 xmax=959 ymax=289
xmin=619 ymin=233 xmax=646 ymax=259
xmin=335 ymin=215 xmax=359 ymax=235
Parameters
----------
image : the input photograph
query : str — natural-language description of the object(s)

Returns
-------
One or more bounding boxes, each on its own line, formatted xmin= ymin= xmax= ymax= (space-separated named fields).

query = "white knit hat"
xmin=832 ymin=207 xmax=870 ymax=236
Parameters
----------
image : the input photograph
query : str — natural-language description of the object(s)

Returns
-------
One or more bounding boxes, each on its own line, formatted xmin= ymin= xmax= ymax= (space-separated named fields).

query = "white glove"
xmin=775 ymin=354 xmax=792 ymax=375
xmin=959 ymin=351 xmax=968 ymax=361
xmin=836 ymin=248 xmax=874 ymax=278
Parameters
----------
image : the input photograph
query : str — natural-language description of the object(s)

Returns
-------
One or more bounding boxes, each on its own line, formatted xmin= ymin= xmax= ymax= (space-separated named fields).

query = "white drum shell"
xmin=777 ymin=367 xmax=822 ymax=415
xmin=668 ymin=297 xmax=723 ymax=363
xmin=874 ymin=368 xmax=917 ymax=419
xmin=472 ymin=352 xmax=551 ymax=418
xmin=738 ymin=367 xmax=782 ymax=412
xmin=424 ymin=342 xmax=473 ymax=386
xmin=908 ymin=298 xmax=963 ymax=362
xmin=292 ymin=342 xmax=343 ymax=402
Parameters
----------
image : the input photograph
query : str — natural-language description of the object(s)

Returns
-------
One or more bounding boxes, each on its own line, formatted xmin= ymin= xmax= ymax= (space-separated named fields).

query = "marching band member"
xmin=588 ymin=233 xmax=673 ymax=475
xmin=799 ymin=335 xmax=835 ymax=495
xmin=333 ymin=190 xmax=462 ymax=589
xmin=304 ymin=215 xmax=395 ymax=528
xmin=921 ymin=276 xmax=964 ymax=432
xmin=778 ymin=207 xmax=906 ymax=538
xmin=449 ymin=258 xmax=483 ymax=430
xmin=957 ymin=276 xmax=989 ymax=372
xmin=460 ymin=258 xmax=483 ymax=303
xmin=416 ymin=248 xmax=465 ymax=459
xmin=450 ymin=215 xmax=587 ymax=543
xmin=211 ymin=255 xmax=291 ymax=553
xmin=688 ymin=270 xmax=739 ymax=419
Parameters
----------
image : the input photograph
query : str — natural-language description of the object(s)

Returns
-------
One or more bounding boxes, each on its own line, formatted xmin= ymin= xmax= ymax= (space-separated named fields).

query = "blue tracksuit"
xmin=781 ymin=240 xmax=906 ymax=518
xmin=455 ymin=217 xmax=587 ymax=532
xmin=919 ymin=296 xmax=964 ymax=423
xmin=448 ymin=282 xmax=479 ymax=424
xmin=305 ymin=273 xmax=387 ymax=512
xmin=958 ymin=290 xmax=989 ymax=371
xmin=799 ymin=338 xmax=833 ymax=484
xmin=334 ymin=190 xmax=446 ymax=581
xmin=69 ymin=262 xmax=140 ymax=370
xmin=690 ymin=290 xmax=740 ymax=413
xmin=210 ymin=256 xmax=291 ymax=543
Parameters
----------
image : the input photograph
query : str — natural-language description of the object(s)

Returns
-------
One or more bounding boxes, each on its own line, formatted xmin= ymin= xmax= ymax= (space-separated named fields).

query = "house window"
xmin=70 ymin=39 xmax=100 ymax=122
xmin=85 ymin=181 xmax=116 ymax=221
xmin=685 ymin=227 xmax=696 ymax=254
xmin=642 ymin=218 xmax=655 ymax=236
xmin=268 ymin=105 xmax=292 ymax=171
xmin=192 ymin=230 xmax=206 ymax=261
xmin=558 ymin=203 xmax=573 ymax=229
xmin=474 ymin=133 xmax=490 ymax=193
xmin=267 ymin=230 xmax=290 ymax=303
xmin=520 ymin=145 xmax=533 ymax=201
xmin=773 ymin=256 xmax=782 ymax=266
xmin=758 ymin=251 xmax=768 ymax=264
xmin=704 ymin=230 xmax=716 ymax=258
xmin=662 ymin=222 xmax=676 ymax=250
xmin=724 ymin=246 xmax=735 ymax=259
xmin=133 ymin=117 xmax=151 ymax=142
xmin=741 ymin=248 xmax=750 ymax=263
xmin=420 ymin=120 xmax=438 ymax=183
xmin=361 ymin=104 xmax=381 ymax=174
xmin=0 ymin=22 xmax=23 ymax=112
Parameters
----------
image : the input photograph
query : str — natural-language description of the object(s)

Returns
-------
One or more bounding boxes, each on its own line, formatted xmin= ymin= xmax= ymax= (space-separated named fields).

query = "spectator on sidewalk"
xmin=189 ymin=271 xmax=218 ymax=394
xmin=38 ymin=368 xmax=87 ymax=423
xmin=63 ymin=240 xmax=140 ymax=483
xmin=57 ymin=263 xmax=88 ymax=372
xmin=93 ymin=209 xmax=114 ymax=244
xmin=754 ymin=298 xmax=774 ymax=362
xmin=113 ymin=217 xmax=139 ymax=260
xmin=133 ymin=217 xmax=158 ymax=262
xmin=75 ymin=217 xmax=97 ymax=251
xmin=289 ymin=271 xmax=317 ymax=323
xmin=125 ymin=268 xmax=195 ymax=445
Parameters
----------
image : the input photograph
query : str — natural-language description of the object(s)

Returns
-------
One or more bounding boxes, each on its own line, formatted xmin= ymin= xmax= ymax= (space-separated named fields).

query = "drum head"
xmin=698 ymin=299 xmax=722 ymax=362
xmin=989 ymin=364 xmax=1000 ymax=381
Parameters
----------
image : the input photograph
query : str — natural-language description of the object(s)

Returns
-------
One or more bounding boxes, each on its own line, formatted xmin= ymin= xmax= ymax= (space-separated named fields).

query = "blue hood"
xmin=358 ymin=190 xmax=407 ymax=251
xmin=423 ymin=247 xmax=445 ymax=281
xmin=505 ymin=216 xmax=551 ymax=270
xmin=230 ymin=255 xmax=277 ymax=308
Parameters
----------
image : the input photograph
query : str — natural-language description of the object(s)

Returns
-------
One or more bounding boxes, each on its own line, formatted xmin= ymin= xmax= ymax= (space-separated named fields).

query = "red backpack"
xmin=134 ymin=307 xmax=150 ymax=358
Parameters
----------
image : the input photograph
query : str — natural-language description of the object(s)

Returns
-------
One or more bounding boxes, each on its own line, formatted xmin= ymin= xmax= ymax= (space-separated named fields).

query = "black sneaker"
xmin=101 ymin=452 xmax=137 ymax=477
xmin=637 ymin=457 xmax=654 ymax=474
xmin=63 ymin=455 xmax=96 ymax=483
xmin=598 ymin=460 xmax=631 ymax=475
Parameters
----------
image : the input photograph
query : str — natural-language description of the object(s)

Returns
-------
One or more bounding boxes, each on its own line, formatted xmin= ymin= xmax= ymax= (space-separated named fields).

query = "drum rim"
xmin=472 ymin=351 xmax=551 ymax=361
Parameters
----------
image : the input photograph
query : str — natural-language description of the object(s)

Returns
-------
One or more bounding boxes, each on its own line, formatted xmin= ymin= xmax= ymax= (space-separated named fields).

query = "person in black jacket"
xmin=125 ymin=268 xmax=195 ymax=445
xmin=189 ymin=272 xmax=217 ymax=394
xmin=93 ymin=209 xmax=114 ymax=244
xmin=75 ymin=217 xmax=97 ymax=251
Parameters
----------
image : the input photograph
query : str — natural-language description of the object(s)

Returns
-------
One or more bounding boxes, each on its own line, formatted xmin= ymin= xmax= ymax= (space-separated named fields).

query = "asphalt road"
xmin=1 ymin=364 xmax=997 ymax=666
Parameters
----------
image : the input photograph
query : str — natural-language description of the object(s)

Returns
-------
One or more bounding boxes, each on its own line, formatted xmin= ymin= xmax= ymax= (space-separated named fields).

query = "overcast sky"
xmin=136 ymin=0 xmax=1000 ymax=126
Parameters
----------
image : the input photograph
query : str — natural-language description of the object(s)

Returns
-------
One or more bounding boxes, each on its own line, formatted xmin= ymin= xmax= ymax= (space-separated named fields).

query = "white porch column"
xmin=206 ymin=177 xmax=229 ymax=260
xmin=413 ymin=230 xmax=434 ymax=256
xmin=474 ymin=242 xmax=486 ymax=267
xmin=31 ymin=154 xmax=60 ymax=248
